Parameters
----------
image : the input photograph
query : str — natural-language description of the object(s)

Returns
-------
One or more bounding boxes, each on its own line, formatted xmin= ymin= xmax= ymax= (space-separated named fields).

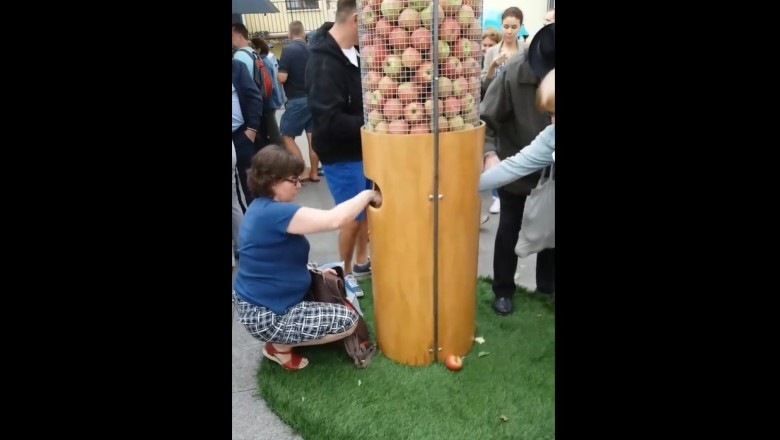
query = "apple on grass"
xmin=445 ymin=354 xmax=463 ymax=371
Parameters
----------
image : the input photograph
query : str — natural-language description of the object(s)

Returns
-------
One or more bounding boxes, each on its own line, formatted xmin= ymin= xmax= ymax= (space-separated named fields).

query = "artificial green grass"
xmin=258 ymin=278 xmax=555 ymax=440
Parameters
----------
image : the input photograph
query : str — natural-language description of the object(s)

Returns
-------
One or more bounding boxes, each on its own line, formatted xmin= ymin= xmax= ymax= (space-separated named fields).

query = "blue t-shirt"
xmin=278 ymin=40 xmax=310 ymax=99
xmin=233 ymin=198 xmax=311 ymax=314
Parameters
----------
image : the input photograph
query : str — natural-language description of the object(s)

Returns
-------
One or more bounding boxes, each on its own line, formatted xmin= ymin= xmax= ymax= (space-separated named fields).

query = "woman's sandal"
xmin=262 ymin=343 xmax=308 ymax=371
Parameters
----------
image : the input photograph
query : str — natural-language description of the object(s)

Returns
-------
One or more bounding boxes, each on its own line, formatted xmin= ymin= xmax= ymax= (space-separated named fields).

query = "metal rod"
xmin=431 ymin=0 xmax=440 ymax=363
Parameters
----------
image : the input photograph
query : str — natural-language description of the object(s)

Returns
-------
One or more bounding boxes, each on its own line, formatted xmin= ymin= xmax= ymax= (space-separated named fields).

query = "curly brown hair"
xmin=247 ymin=145 xmax=305 ymax=198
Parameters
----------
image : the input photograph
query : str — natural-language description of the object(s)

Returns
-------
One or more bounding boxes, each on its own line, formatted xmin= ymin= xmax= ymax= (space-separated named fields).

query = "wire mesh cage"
xmin=358 ymin=0 xmax=483 ymax=135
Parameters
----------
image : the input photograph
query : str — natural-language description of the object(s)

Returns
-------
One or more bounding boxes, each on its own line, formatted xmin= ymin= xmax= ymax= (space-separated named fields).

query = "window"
xmin=286 ymin=0 xmax=319 ymax=10
xmin=548 ymin=0 xmax=555 ymax=9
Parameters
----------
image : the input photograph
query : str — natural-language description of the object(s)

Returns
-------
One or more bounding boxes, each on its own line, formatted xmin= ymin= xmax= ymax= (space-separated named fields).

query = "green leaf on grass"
xmin=478 ymin=351 xmax=490 ymax=358
xmin=475 ymin=336 xmax=485 ymax=344
xmin=358 ymin=380 xmax=362 ymax=387
xmin=499 ymin=415 xmax=508 ymax=422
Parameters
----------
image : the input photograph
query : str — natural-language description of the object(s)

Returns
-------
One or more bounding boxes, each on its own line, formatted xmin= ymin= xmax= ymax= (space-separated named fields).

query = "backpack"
xmin=238 ymin=49 xmax=272 ymax=101
xmin=306 ymin=266 xmax=376 ymax=368
xmin=260 ymin=54 xmax=284 ymax=110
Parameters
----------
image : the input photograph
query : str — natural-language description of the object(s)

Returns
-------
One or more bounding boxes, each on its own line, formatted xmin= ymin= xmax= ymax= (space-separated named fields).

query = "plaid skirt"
xmin=233 ymin=291 xmax=359 ymax=345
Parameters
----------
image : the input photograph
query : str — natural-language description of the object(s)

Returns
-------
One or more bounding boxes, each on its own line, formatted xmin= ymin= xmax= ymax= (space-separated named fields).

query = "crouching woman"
xmin=233 ymin=145 xmax=382 ymax=370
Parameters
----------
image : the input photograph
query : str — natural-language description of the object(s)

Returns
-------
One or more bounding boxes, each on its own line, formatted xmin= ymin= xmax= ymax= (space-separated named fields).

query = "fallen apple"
xmin=445 ymin=354 xmax=463 ymax=371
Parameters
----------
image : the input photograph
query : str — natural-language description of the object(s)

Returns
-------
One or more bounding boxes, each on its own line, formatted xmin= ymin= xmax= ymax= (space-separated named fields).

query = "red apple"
xmin=444 ymin=354 xmax=463 ymax=371
xmin=364 ymin=70 xmax=383 ymax=91
xmin=398 ymin=8 xmax=421 ymax=31
xmin=440 ymin=56 xmax=462 ymax=77
xmin=453 ymin=38 xmax=473 ymax=59
xmin=378 ymin=76 xmax=398 ymax=97
xmin=387 ymin=27 xmax=409 ymax=50
xmin=410 ymin=27 xmax=432 ymax=51
xmin=439 ymin=18 xmax=461 ymax=43
xmin=396 ymin=82 xmax=417 ymax=103
xmin=461 ymin=56 xmax=479 ymax=74
xmin=362 ymin=45 xmax=387 ymax=70
xmin=388 ymin=119 xmax=409 ymax=134
xmin=401 ymin=47 xmax=422 ymax=68
xmin=467 ymin=17 xmax=481 ymax=39
xmin=383 ymin=98 xmax=404 ymax=121
xmin=360 ymin=33 xmax=373 ymax=48
xmin=375 ymin=18 xmax=392 ymax=40
xmin=443 ymin=96 xmax=462 ymax=118
xmin=409 ymin=123 xmax=430 ymax=134
xmin=416 ymin=62 xmax=434 ymax=83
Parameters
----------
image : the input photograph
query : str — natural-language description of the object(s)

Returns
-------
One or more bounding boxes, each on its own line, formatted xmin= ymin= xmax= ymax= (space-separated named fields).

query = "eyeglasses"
xmin=284 ymin=177 xmax=302 ymax=185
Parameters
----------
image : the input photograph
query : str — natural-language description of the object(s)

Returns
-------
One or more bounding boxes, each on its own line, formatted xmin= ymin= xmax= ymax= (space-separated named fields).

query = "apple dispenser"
xmin=359 ymin=0 xmax=485 ymax=367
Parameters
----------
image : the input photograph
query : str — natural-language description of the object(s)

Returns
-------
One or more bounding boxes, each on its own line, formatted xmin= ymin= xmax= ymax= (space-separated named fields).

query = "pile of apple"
xmin=360 ymin=0 xmax=483 ymax=135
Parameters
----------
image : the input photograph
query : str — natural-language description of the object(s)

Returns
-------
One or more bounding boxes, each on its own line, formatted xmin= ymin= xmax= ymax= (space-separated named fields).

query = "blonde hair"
xmin=537 ymin=69 xmax=555 ymax=113
xmin=482 ymin=26 xmax=500 ymax=44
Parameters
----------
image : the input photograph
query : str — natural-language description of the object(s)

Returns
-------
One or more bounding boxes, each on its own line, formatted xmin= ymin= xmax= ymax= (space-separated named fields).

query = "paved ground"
xmin=231 ymin=111 xmax=542 ymax=440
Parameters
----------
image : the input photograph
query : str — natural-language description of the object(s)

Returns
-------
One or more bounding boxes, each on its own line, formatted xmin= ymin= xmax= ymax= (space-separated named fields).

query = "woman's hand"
xmin=483 ymin=151 xmax=500 ymax=171
xmin=322 ymin=268 xmax=338 ymax=276
xmin=492 ymin=52 xmax=509 ymax=67
xmin=369 ymin=190 xmax=383 ymax=208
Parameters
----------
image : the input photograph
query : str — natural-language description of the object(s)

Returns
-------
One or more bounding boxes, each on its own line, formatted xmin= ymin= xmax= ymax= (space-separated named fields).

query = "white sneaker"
xmin=489 ymin=196 xmax=501 ymax=214
xmin=344 ymin=274 xmax=364 ymax=298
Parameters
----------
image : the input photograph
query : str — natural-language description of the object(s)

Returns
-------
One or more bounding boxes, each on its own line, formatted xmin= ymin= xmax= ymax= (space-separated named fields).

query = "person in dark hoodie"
xmin=305 ymin=0 xmax=370 ymax=300
xmin=479 ymin=23 xmax=556 ymax=316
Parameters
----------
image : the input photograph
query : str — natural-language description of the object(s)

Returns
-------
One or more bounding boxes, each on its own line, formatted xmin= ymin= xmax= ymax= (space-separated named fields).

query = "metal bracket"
xmin=428 ymin=194 xmax=444 ymax=201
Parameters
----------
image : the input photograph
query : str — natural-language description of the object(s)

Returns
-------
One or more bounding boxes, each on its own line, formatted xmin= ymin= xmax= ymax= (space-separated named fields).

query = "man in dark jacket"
xmin=232 ymin=58 xmax=263 ymax=208
xmin=480 ymin=52 xmax=555 ymax=315
xmin=305 ymin=0 xmax=370 ymax=299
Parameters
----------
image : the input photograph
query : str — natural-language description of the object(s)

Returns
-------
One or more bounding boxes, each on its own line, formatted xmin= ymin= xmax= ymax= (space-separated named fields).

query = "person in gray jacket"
xmin=479 ymin=23 xmax=555 ymax=315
